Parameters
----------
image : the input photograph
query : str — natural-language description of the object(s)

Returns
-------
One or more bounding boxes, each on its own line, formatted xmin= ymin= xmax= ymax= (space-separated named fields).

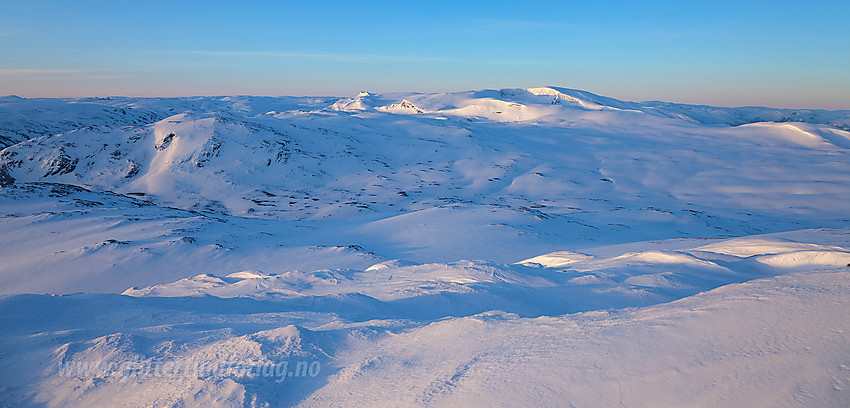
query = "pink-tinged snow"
xmin=1 ymin=87 xmax=849 ymax=406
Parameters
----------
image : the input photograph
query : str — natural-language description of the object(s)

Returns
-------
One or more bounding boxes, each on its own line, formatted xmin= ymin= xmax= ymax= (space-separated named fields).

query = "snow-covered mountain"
xmin=1 ymin=87 xmax=849 ymax=407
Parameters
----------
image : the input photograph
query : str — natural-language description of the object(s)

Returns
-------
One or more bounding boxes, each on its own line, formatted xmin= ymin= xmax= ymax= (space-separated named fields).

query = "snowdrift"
xmin=1 ymin=87 xmax=849 ymax=406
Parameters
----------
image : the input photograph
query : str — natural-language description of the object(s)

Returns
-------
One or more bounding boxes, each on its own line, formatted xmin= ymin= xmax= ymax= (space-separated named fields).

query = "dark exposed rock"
xmin=156 ymin=132 xmax=176 ymax=150
xmin=0 ymin=166 xmax=14 ymax=186
xmin=43 ymin=150 xmax=78 ymax=177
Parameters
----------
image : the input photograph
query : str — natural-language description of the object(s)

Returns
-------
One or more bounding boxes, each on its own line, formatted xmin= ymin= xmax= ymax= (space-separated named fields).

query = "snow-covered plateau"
xmin=0 ymin=87 xmax=849 ymax=407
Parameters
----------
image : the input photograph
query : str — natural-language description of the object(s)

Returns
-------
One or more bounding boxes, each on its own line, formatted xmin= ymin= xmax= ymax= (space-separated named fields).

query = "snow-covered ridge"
xmin=4 ymin=87 xmax=847 ymax=150
xmin=1 ymin=85 xmax=850 ymax=292
xmin=2 ymin=87 xmax=849 ymax=223
xmin=119 ymin=230 xmax=850 ymax=312
xmin=2 ymin=87 xmax=850 ymax=406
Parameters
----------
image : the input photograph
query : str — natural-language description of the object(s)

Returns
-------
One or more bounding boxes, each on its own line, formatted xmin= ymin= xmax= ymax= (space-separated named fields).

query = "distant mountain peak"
xmin=523 ymin=87 xmax=607 ymax=109
xmin=379 ymin=99 xmax=425 ymax=114
xmin=0 ymin=95 xmax=25 ymax=102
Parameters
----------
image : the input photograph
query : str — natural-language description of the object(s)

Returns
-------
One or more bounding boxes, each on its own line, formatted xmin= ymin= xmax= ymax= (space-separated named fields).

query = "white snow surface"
xmin=1 ymin=87 xmax=849 ymax=407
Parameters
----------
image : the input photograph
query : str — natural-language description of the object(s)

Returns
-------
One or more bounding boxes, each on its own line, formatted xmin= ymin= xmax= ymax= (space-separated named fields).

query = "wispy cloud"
xmin=0 ymin=69 xmax=129 ymax=81
xmin=180 ymin=49 xmax=556 ymax=67
xmin=183 ymin=50 xmax=441 ymax=64
xmin=0 ymin=69 xmax=83 ymax=76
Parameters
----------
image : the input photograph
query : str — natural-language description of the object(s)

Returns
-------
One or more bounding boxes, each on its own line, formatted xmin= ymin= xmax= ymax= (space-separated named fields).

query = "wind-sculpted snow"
xmin=2 ymin=240 xmax=849 ymax=407
xmin=1 ymin=87 xmax=849 ymax=406
xmin=117 ymin=230 xmax=850 ymax=316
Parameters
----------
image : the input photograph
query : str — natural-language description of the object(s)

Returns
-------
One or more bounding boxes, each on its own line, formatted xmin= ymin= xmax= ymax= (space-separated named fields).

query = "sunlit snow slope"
xmin=1 ymin=87 xmax=849 ymax=407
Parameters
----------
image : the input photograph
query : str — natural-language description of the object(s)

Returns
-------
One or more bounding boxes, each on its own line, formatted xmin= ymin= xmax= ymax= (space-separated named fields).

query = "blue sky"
xmin=1 ymin=0 xmax=848 ymax=108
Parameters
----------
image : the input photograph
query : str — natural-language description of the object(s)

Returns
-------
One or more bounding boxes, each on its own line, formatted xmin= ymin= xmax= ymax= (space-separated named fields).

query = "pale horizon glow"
xmin=1 ymin=0 xmax=848 ymax=109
